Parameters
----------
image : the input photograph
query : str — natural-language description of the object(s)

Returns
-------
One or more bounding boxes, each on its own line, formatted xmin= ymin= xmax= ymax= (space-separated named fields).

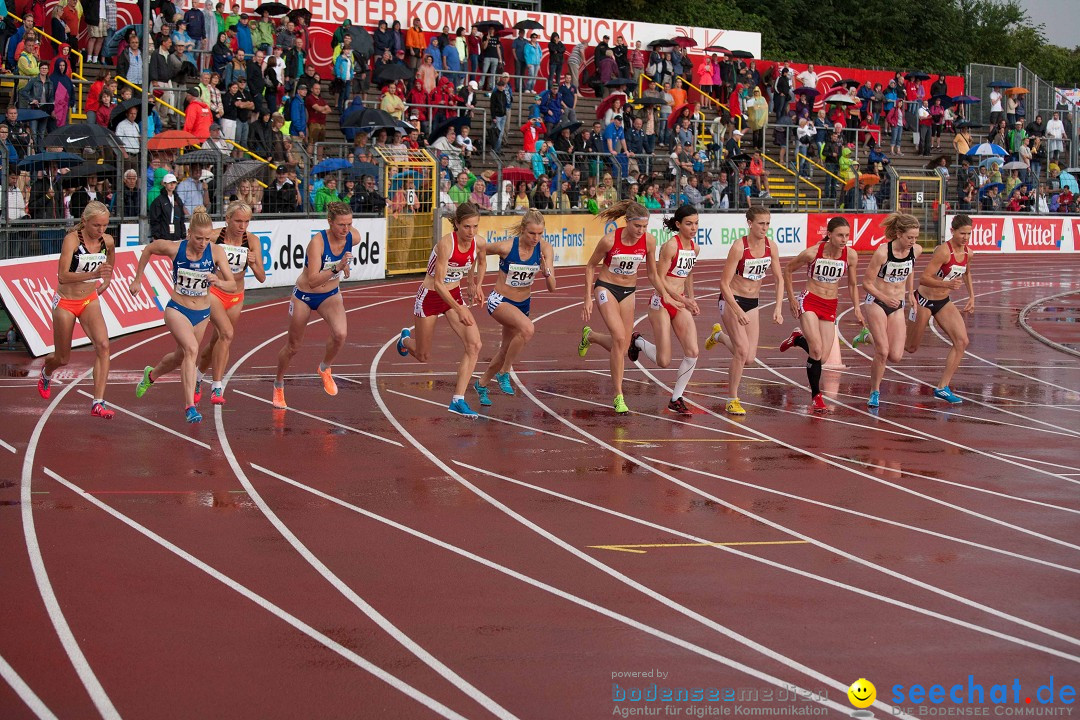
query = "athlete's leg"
xmin=886 ymin=309 xmax=907 ymax=364
xmin=799 ymin=311 xmax=826 ymax=398
xmin=276 ymin=295 xmax=312 ymax=384
xmin=211 ymin=300 xmax=244 ymax=384
xmin=933 ymin=303 xmax=969 ymax=389
xmin=79 ymin=303 xmax=111 ymax=401
xmin=315 ymin=292 xmax=348 ymax=367
xmin=905 ymin=304 xmax=933 ymax=354
xmin=42 ymin=307 xmax=77 ymax=377
xmin=721 ymin=302 xmax=751 ymax=398
xmin=669 ymin=308 xmax=700 ymax=400
xmin=865 ymin=302 xmax=890 ymax=393
xmin=636 ymin=306 xmax=672 ymax=367
xmin=443 ymin=308 xmax=482 ymax=397
xmin=480 ymin=303 xmax=533 ymax=385
xmin=165 ymin=307 xmax=208 ymax=408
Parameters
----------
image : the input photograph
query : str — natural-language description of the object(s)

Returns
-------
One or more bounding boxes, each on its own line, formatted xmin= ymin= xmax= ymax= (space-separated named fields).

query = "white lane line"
xmin=733 ymin=396 xmax=913 ymax=438
xmin=231 ymin=389 xmax=403 ymax=447
xmin=75 ymin=390 xmax=212 ymax=450
xmin=821 ymin=454 xmax=1080 ymax=516
xmin=455 ymin=460 xmax=1080 ymax=663
xmin=0 ymin=438 xmax=16 ymax=454
xmin=0 ymin=651 xmax=59 ymax=720
xmin=248 ymin=462 xmax=865 ymax=718
xmin=995 ymin=453 xmax=1080 ymax=474
xmin=368 ymin=327 xmax=907 ymax=720
xmin=218 ymin=295 xmax=519 ymax=720
xmin=40 ymin=467 xmax=471 ymax=720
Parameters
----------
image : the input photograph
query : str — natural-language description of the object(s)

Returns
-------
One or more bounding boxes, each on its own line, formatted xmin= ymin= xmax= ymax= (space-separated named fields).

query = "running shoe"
xmin=91 ymin=401 xmax=115 ymax=419
xmin=495 ymin=372 xmax=515 ymax=395
xmin=185 ymin=405 xmax=203 ymax=423
xmin=613 ymin=394 xmax=629 ymax=415
xmin=811 ymin=393 xmax=828 ymax=414
xmin=851 ymin=327 xmax=871 ymax=348
xmin=135 ymin=366 xmax=154 ymax=398
xmin=867 ymin=390 xmax=880 ymax=408
xmin=210 ymin=387 xmax=226 ymax=405
xmin=272 ymin=386 xmax=287 ymax=409
xmin=780 ymin=328 xmax=803 ymax=353
xmin=627 ymin=332 xmax=642 ymax=362
xmin=933 ymin=386 xmax=963 ymax=404
xmin=704 ymin=323 xmax=726 ymax=351
xmin=37 ymin=371 xmax=50 ymax=400
xmin=473 ymin=380 xmax=492 ymax=406
xmin=448 ymin=398 xmax=479 ymax=418
xmin=318 ymin=366 xmax=338 ymax=396
xmin=725 ymin=398 xmax=746 ymax=416
xmin=668 ymin=397 xmax=692 ymax=416
xmin=577 ymin=326 xmax=591 ymax=357
xmin=193 ymin=379 xmax=202 ymax=405
xmin=397 ymin=328 xmax=411 ymax=357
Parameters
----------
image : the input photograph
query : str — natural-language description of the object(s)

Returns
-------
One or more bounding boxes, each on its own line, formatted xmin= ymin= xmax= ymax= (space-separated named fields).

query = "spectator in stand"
xmin=988 ymin=86 xmax=1004 ymax=133
xmin=313 ymin=176 xmax=342 ymax=212
xmin=251 ymin=11 xmax=274 ymax=53
xmin=234 ymin=13 xmax=253 ymax=55
xmin=523 ymin=33 xmax=541 ymax=93
xmin=333 ymin=39 xmax=354 ymax=114
xmin=772 ymin=66 xmax=792 ymax=120
xmin=669 ymin=76 xmax=687 ymax=112
xmin=567 ymin=40 xmax=586 ymax=87
xmin=1007 ymin=119 xmax=1026 ymax=159
xmin=19 ymin=62 xmax=54 ymax=149
xmin=232 ymin=75 xmax=255 ymax=151
xmin=288 ymin=82 xmax=307 ymax=142
xmin=403 ymin=17 xmax=424 ymax=69
xmin=285 ymin=35 xmax=304 ymax=79
xmin=84 ymin=69 xmax=113 ymax=126
xmin=248 ymin=110 xmax=273 ymax=157
xmin=520 ymin=115 xmax=544 ymax=153
xmin=543 ymin=32 xmax=564 ymax=90
xmin=264 ymin=164 xmax=298 ymax=212
xmin=148 ymin=173 xmax=186 ymax=241
xmin=305 ymin=82 xmax=330 ymax=148
xmin=442 ymin=35 xmax=462 ymax=87
xmin=16 ymin=35 xmax=39 ymax=94
xmin=1045 ymin=112 xmax=1065 ymax=163
xmin=745 ymin=86 xmax=768 ymax=151
xmin=275 ymin=19 xmax=295 ymax=52
xmin=350 ymin=174 xmax=386 ymax=214
xmin=796 ymin=64 xmax=817 ymax=89
xmin=418 ymin=51 xmax=437 ymax=93
xmin=212 ymin=30 xmax=232 ymax=74
xmin=988 ymin=118 xmax=1007 ymax=148
xmin=490 ymin=72 xmax=512 ymax=152
xmin=629 ymin=41 xmax=646 ymax=89
xmin=294 ymin=13 xmax=311 ymax=52
xmin=220 ymin=79 xmax=240 ymax=140
xmin=598 ymin=50 xmax=617 ymax=97
xmin=50 ymin=57 xmax=72 ymax=128
xmin=604 ymin=114 xmax=630 ymax=179
xmin=380 ymin=81 xmax=405 ymax=119
xmin=480 ymin=27 xmax=501 ymax=90
xmin=928 ymin=97 xmax=945 ymax=150
xmin=696 ymin=57 xmax=715 ymax=103
xmin=115 ymin=105 xmax=141 ymax=154
xmin=887 ymin=96 xmax=904 ymax=156
xmin=203 ymin=122 xmax=229 ymax=152
xmin=423 ymin=36 xmax=442 ymax=74
xmin=557 ymin=73 xmax=578 ymax=123
xmin=510 ymin=29 xmax=526 ymax=90
xmin=176 ymin=166 xmax=210 ymax=216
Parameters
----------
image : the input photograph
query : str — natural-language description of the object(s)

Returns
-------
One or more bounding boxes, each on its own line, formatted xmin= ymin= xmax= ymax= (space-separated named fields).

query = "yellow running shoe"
xmin=272 ymin=385 xmax=287 ymax=409
xmin=318 ymin=366 xmax=338 ymax=396
xmin=704 ymin=323 xmax=725 ymax=351
xmin=578 ymin=326 xmax=591 ymax=357
xmin=613 ymin=394 xmax=629 ymax=414
xmin=725 ymin=398 xmax=746 ymax=416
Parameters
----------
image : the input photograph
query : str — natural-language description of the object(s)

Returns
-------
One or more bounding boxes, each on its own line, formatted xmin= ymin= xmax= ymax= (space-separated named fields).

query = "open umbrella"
xmin=953 ymin=120 xmax=973 ymax=129
xmin=17 ymin=109 xmax=49 ymax=122
xmin=148 ymin=130 xmax=201 ymax=151
xmin=966 ymin=142 xmax=1008 ymax=157
xmin=546 ymin=120 xmax=582 ymax=140
xmin=631 ymin=96 xmax=666 ymax=107
xmin=287 ymin=8 xmax=311 ymax=23
xmin=595 ymin=92 xmax=627 ymax=119
xmin=341 ymin=107 xmax=397 ymax=129
xmin=43 ymin=123 xmax=118 ymax=151
xmin=104 ymin=25 xmax=141 ymax=59
xmin=605 ymin=77 xmax=633 ymax=88
xmin=311 ymin=158 xmax=352 ymax=176
xmin=473 ymin=20 xmax=504 ymax=33
xmin=373 ymin=63 xmax=413 ymax=85
xmin=58 ymin=162 xmax=116 ymax=186
xmin=672 ymin=36 xmax=697 ymax=48
xmin=108 ymin=98 xmax=142 ymax=129
xmin=347 ymin=162 xmax=380 ymax=181
xmin=1002 ymin=160 xmax=1028 ymax=171
xmin=224 ymin=160 xmax=267 ymax=188
xmin=925 ymin=154 xmax=951 ymax=169
xmin=793 ymin=87 xmax=819 ymax=98
xmin=729 ymin=50 xmax=754 ymax=59
xmin=254 ymin=2 xmax=289 ymax=15
xmin=647 ymin=39 xmax=676 ymax=49
xmin=844 ymin=173 xmax=881 ymax=191
xmin=667 ymin=103 xmax=696 ymax=129
xmin=980 ymin=156 xmax=1004 ymax=169
xmin=703 ymin=46 xmax=729 ymax=54
xmin=345 ymin=26 xmax=374 ymax=57
xmin=428 ymin=116 xmax=471 ymax=142
xmin=905 ymin=71 xmax=931 ymax=81
xmin=18 ymin=152 xmax=86 ymax=170
xmin=951 ymin=95 xmax=980 ymax=105
xmin=513 ymin=19 xmax=543 ymax=31
xmin=831 ymin=79 xmax=860 ymax=90
xmin=825 ymin=93 xmax=857 ymax=105
xmin=978 ymin=182 xmax=1005 ymax=196
xmin=175 ymin=149 xmax=227 ymax=165
xmin=1004 ymin=87 xmax=1029 ymax=95
xmin=728 ymin=153 xmax=752 ymax=164
xmin=988 ymin=80 xmax=1014 ymax=88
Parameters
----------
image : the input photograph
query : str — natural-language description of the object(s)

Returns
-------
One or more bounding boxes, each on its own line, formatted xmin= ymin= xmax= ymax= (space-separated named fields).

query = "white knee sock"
xmin=635 ymin=335 xmax=657 ymax=364
xmin=672 ymin=356 xmax=698 ymax=400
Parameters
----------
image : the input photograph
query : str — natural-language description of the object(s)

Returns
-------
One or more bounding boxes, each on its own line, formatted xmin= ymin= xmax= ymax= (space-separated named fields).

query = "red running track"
xmin=1 ymin=255 xmax=1079 ymax=719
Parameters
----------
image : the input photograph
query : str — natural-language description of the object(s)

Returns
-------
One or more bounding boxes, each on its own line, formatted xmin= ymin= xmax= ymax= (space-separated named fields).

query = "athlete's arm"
xmin=96 ymin=234 xmax=116 ymax=295
xmin=57 ymin=231 xmax=102 ymax=286
xmin=431 ymin=233 xmax=474 ymax=324
xmin=769 ymin=240 xmax=784 ymax=324
xmin=719 ymin=239 xmax=749 ymax=326
xmin=645 ymin=234 xmax=681 ymax=308
xmin=246 ymin=232 xmax=266 ymax=283
xmin=962 ymin=253 xmax=975 ymax=314
xmin=861 ymin=246 xmax=895 ymax=306
xmin=918 ymin=245 xmax=956 ymax=290
xmin=209 ymin=244 xmax=237 ymax=294
xmin=540 ymin=240 xmax=556 ymax=292
xmin=783 ymin=246 xmax=814 ymax=317
xmin=129 ymin=240 xmax=179 ymax=295
xmin=582 ymin=232 xmax=614 ymax=323
xmin=302 ymin=234 xmax=333 ymax=286
xmin=907 ymin=245 xmax=923 ymax=307
xmin=847 ymin=250 xmax=865 ymax=325
xmin=683 ymin=244 xmax=700 ymax=316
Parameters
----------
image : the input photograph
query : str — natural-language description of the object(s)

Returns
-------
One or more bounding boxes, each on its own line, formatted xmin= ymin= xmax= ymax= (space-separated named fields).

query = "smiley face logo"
xmin=847 ymin=678 xmax=876 ymax=709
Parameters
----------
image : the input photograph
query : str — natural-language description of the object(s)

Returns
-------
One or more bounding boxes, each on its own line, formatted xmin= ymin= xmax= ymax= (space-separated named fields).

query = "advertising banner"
xmin=944 ymin=214 xmax=1077 ymax=252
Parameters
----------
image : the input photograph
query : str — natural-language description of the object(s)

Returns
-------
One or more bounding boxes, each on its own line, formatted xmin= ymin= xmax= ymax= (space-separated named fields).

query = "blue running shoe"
xmin=867 ymin=390 xmax=880 ymax=408
xmin=933 ymin=386 xmax=963 ymax=404
xmin=473 ymin=380 xmax=492 ymax=406
xmin=185 ymin=405 xmax=203 ymax=423
xmin=397 ymin=328 xmax=411 ymax=357
xmin=495 ymin=372 xmax=515 ymax=395
xmin=448 ymin=398 xmax=479 ymax=418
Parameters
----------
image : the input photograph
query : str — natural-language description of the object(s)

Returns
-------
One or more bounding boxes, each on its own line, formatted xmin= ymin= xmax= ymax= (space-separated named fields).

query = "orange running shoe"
xmin=272 ymin=385 xmax=287 ymax=409
xmin=318 ymin=366 xmax=338 ymax=396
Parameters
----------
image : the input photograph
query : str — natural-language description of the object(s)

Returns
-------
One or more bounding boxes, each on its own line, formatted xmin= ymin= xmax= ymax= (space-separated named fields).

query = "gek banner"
xmin=118 ymin=217 xmax=388 ymax=288
xmin=944 ymin=214 xmax=1076 ymax=252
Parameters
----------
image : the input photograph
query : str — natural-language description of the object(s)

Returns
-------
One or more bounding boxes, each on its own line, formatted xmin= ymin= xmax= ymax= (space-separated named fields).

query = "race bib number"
xmin=175 ymin=267 xmax=211 ymax=296
xmin=671 ymin=250 xmax=696 ymax=278
xmin=610 ymin=253 xmax=643 ymax=276
xmin=323 ymin=254 xmax=343 ymax=281
xmin=940 ymin=265 xmax=967 ymax=282
xmin=443 ymin=264 xmax=468 ymax=284
xmin=741 ymin=257 xmax=771 ymax=281
xmin=76 ymin=252 xmax=107 ymax=277
xmin=223 ymin=244 xmax=248 ymax=275
xmin=649 ymin=293 xmax=662 ymax=310
xmin=506 ymin=262 xmax=538 ymax=288
xmin=811 ymin=258 xmax=846 ymax=284
xmin=883 ymin=260 xmax=913 ymax=283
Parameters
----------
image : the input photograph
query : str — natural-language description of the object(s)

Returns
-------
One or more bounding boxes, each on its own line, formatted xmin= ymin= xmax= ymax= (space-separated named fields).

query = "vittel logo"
xmin=1012 ymin=219 xmax=1063 ymax=251
xmin=969 ymin=218 xmax=1003 ymax=250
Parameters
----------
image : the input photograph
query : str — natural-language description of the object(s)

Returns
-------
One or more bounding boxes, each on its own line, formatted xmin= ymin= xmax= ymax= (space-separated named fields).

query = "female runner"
xmin=397 ymin=202 xmax=484 ymax=418
xmin=273 ymin=202 xmax=356 ymax=409
xmin=626 ymin=205 xmax=702 ymax=416
xmin=705 ymin=206 xmax=784 ymax=416
xmin=194 ymin=200 xmax=266 ymax=405
xmin=905 ymin=213 xmax=974 ymax=404
xmin=779 ymin=216 xmax=864 ymax=413
xmin=578 ymin=200 xmax=677 ymax=415
xmin=38 ymin=201 xmax=116 ymax=419
xmin=861 ymin=211 xmax=922 ymax=408
xmin=473 ymin=209 xmax=555 ymax=406
xmin=130 ymin=207 xmax=235 ymax=423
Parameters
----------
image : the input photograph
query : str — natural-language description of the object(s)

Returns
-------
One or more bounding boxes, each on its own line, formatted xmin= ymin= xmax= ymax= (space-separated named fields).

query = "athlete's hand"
xmin=97 ymin=263 xmax=113 ymax=282
xmin=128 ymin=278 xmax=140 ymax=296
xmin=341 ymin=252 xmax=354 ymax=266
xmin=772 ymin=306 xmax=784 ymax=325
xmin=854 ymin=307 xmax=866 ymax=326
xmin=736 ymin=309 xmax=750 ymax=326
xmin=885 ymin=296 xmax=901 ymax=309
xmin=789 ymin=297 xmax=801 ymax=317
xmin=663 ymin=293 xmax=684 ymax=310
xmin=206 ymin=272 xmax=220 ymax=286
xmin=963 ymin=298 xmax=975 ymax=315
xmin=947 ymin=278 xmax=963 ymax=290
xmin=582 ymin=296 xmax=593 ymax=323
xmin=455 ymin=304 xmax=475 ymax=326
xmin=687 ymin=299 xmax=700 ymax=316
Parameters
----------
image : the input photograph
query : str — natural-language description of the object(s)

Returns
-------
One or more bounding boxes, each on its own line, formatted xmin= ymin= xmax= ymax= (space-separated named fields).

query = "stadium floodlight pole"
xmin=138 ymin=0 xmax=151 ymax=244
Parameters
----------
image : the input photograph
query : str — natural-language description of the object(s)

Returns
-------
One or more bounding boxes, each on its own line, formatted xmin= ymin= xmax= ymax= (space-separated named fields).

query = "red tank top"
xmin=807 ymin=241 xmax=848 ymax=284
xmin=666 ymin=235 xmax=697 ymax=278
xmin=427 ymin=232 xmax=475 ymax=284
xmin=936 ymin=243 xmax=969 ymax=281
xmin=603 ymin=227 xmax=648 ymax=277
xmin=734 ymin=237 xmax=772 ymax=281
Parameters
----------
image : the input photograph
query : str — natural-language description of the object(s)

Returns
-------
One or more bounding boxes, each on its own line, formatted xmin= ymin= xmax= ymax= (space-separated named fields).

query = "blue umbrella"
xmin=104 ymin=25 xmax=142 ymax=59
xmin=17 ymin=152 xmax=86 ymax=170
xmin=347 ymin=162 xmax=380 ymax=181
xmin=952 ymin=95 xmax=980 ymax=105
xmin=17 ymin=109 xmax=49 ymax=122
xmin=980 ymin=156 xmax=1004 ymax=169
xmin=988 ymin=80 xmax=1014 ymax=89
xmin=978 ymin=182 xmax=1005 ymax=196
xmin=310 ymin=158 xmax=352 ymax=176
xmin=966 ymin=143 xmax=1008 ymax=157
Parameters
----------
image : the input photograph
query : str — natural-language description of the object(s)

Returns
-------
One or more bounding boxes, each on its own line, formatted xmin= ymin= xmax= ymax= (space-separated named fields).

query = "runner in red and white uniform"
xmin=905 ymin=214 xmax=975 ymax=404
xmin=705 ymin=206 xmax=784 ymax=416
xmin=398 ymin=202 xmax=484 ymax=418
xmin=627 ymin=205 xmax=702 ymax=416
xmin=779 ymin=216 xmax=863 ymax=413
xmin=578 ymin=200 xmax=677 ymax=415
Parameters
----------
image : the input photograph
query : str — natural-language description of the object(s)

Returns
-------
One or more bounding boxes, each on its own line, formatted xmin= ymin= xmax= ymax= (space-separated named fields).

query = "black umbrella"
xmin=831 ymin=78 xmax=860 ymax=90
xmin=224 ymin=160 xmax=267 ymax=188
xmin=905 ymin=71 xmax=931 ymax=81
xmin=546 ymin=120 xmax=582 ymax=139
xmin=341 ymin=107 xmax=397 ymax=129
xmin=647 ymin=39 xmax=676 ymax=49
xmin=729 ymin=50 xmax=754 ymax=59
xmin=254 ymin=2 xmax=288 ymax=15
xmin=17 ymin=109 xmax=49 ymax=122
xmin=373 ymin=63 xmax=413 ymax=85
xmin=109 ymin=98 xmax=142 ymax=129
xmin=632 ymin=97 xmax=666 ymax=107
xmin=473 ymin=20 xmax=504 ymax=32
xmin=58 ymin=162 xmax=117 ymax=186
xmin=287 ymin=7 xmax=311 ymax=23
xmin=175 ymin=149 xmax=228 ymax=165
xmin=514 ymin=19 xmax=543 ymax=31
xmin=18 ymin=152 xmax=85 ymax=170
xmin=346 ymin=27 xmax=374 ymax=57
xmin=43 ymin=123 xmax=118 ymax=151
xmin=729 ymin=153 xmax=752 ymax=163
xmin=605 ymin=77 xmax=633 ymax=87
xmin=428 ymin=116 xmax=471 ymax=142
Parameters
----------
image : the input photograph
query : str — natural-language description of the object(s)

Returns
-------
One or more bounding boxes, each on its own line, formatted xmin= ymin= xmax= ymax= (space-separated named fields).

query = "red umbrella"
xmin=148 ymin=130 xmax=201 ymax=150
xmin=496 ymin=28 xmax=515 ymax=38
xmin=667 ymin=103 xmax=697 ymax=129
xmin=501 ymin=167 xmax=535 ymax=184
xmin=595 ymin=92 xmax=627 ymax=120
xmin=703 ymin=45 xmax=729 ymax=54
xmin=672 ymin=36 xmax=697 ymax=48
